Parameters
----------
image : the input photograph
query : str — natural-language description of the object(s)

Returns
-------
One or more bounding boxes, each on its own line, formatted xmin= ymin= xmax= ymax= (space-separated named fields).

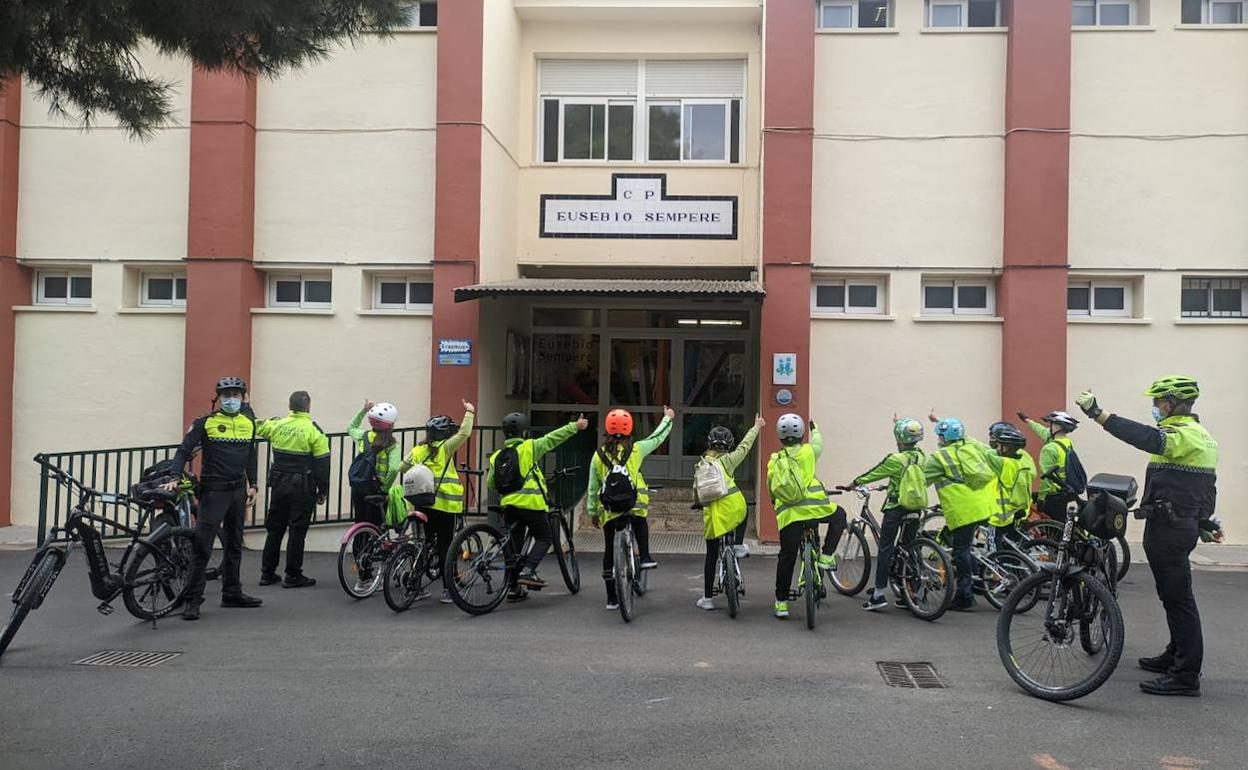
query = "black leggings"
xmin=775 ymin=510 xmax=847 ymax=601
xmin=703 ymin=532 xmax=738 ymax=598
xmin=503 ymin=507 xmax=553 ymax=572
xmin=421 ymin=508 xmax=456 ymax=587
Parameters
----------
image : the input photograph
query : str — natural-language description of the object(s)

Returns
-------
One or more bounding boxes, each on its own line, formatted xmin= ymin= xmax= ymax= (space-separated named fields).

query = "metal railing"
xmin=34 ymin=425 xmax=593 ymax=546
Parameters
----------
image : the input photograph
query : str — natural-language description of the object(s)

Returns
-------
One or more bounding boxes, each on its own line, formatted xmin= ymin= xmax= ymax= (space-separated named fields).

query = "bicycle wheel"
xmin=634 ymin=564 xmax=648 ymax=597
xmin=338 ymin=527 xmax=384 ymax=599
xmin=1 ymin=549 xmax=64 ymax=658
xmin=1023 ymin=518 xmax=1063 ymax=542
xmin=920 ymin=509 xmax=947 ymax=541
xmin=830 ymin=523 xmax=871 ymax=597
xmin=980 ymin=551 xmax=1036 ymax=612
xmin=383 ymin=542 xmax=427 ymax=613
xmin=551 ymin=513 xmax=580 ymax=594
xmin=997 ymin=570 xmax=1125 ymax=702
xmin=447 ymin=524 xmax=509 ymax=616
xmin=1078 ymin=585 xmax=1111 ymax=655
xmin=723 ymin=549 xmax=741 ymax=619
xmin=802 ymin=545 xmax=818 ymax=630
xmin=899 ymin=538 xmax=953 ymax=621
xmin=615 ymin=529 xmax=634 ymax=622
xmin=122 ymin=527 xmax=196 ymax=620
xmin=1114 ymin=536 xmax=1130 ymax=581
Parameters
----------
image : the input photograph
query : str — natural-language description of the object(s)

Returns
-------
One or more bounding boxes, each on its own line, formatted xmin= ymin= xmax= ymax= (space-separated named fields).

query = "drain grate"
xmin=73 ymin=650 xmax=181 ymax=668
xmin=877 ymin=661 xmax=946 ymax=689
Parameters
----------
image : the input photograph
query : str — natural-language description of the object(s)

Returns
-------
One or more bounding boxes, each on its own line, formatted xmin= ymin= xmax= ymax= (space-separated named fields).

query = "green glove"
xmin=1075 ymin=390 xmax=1102 ymax=419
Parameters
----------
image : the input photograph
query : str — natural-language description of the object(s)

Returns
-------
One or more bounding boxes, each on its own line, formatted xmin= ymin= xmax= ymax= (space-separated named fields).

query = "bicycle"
xmin=996 ymin=498 xmax=1126 ymax=701
xmin=692 ymin=502 xmax=745 ymax=619
xmin=337 ymin=494 xmax=415 ymax=600
xmin=1 ymin=458 xmax=197 ymax=658
xmin=1024 ymin=517 xmax=1130 ymax=583
xmin=445 ymin=467 xmax=582 ymax=616
xmin=834 ymin=485 xmax=954 ymax=621
xmin=381 ymin=510 xmax=434 ymax=612
xmin=784 ymin=522 xmax=829 ymax=630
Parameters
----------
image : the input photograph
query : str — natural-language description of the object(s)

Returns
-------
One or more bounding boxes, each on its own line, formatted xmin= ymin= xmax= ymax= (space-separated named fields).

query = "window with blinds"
xmin=538 ymin=59 xmax=745 ymax=164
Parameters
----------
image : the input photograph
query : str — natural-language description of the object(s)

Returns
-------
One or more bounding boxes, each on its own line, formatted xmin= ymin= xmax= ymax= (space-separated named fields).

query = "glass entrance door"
xmin=674 ymin=339 xmax=750 ymax=479
xmin=606 ymin=338 xmax=673 ymax=479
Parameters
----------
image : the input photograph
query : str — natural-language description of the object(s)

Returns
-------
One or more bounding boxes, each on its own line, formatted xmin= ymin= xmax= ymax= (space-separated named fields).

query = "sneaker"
xmin=282 ymin=575 xmax=316 ymax=589
xmin=507 ymin=587 xmax=529 ymax=603
xmin=695 ymin=596 xmax=716 ymax=611
xmin=439 ymin=589 xmax=453 ymax=605
xmin=1138 ymin=654 xmax=1174 ymax=674
xmin=517 ymin=568 xmax=548 ymax=589
xmin=950 ymin=598 xmax=976 ymax=613
xmin=640 ymin=559 xmax=659 ymax=570
xmin=221 ymin=592 xmax=262 ymax=608
xmin=258 ymin=573 xmax=281 ymax=586
xmin=733 ymin=544 xmax=750 ymax=559
xmin=204 ymin=566 xmax=221 ymax=582
xmin=818 ymin=553 xmax=838 ymax=570
xmin=181 ymin=600 xmax=202 ymax=621
xmin=862 ymin=593 xmax=888 ymax=612
xmin=1139 ymin=674 xmax=1200 ymax=697
xmin=414 ymin=586 xmax=432 ymax=601
xmin=605 ymin=602 xmax=620 ymax=611
xmin=773 ymin=601 xmax=790 ymax=619
xmin=893 ymin=598 xmax=909 ymax=610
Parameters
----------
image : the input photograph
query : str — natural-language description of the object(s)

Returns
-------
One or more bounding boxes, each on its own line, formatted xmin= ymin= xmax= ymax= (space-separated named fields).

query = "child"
xmin=487 ymin=411 xmax=589 ymax=601
xmin=766 ymin=414 xmax=845 ymax=620
xmin=399 ymin=400 xmax=475 ymax=603
xmin=1018 ymin=409 xmax=1080 ymax=520
xmin=973 ymin=422 xmax=1037 ymax=548
xmin=849 ymin=417 xmax=926 ymax=612
xmin=347 ymin=400 xmax=405 ymax=528
xmin=693 ymin=415 xmax=765 ymax=610
xmin=587 ymin=406 xmax=675 ymax=611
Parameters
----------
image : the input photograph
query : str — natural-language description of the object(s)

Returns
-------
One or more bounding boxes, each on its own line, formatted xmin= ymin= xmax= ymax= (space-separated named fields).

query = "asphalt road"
xmin=1 ymin=550 xmax=1244 ymax=770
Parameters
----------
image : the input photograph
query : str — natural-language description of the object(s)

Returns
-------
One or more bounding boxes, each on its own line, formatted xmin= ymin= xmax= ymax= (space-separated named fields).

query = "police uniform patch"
xmin=218 ymin=424 xmax=227 ymax=433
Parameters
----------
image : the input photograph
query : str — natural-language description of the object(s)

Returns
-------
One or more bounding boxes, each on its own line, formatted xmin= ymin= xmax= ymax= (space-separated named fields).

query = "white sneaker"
xmin=695 ymin=596 xmax=716 ymax=611
xmin=439 ymin=589 xmax=453 ymax=604
xmin=640 ymin=559 xmax=659 ymax=570
xmin=605 ymin=602 xmax=620 ymax=611
xmin=733 ymin=544 xmax=750 ymax=559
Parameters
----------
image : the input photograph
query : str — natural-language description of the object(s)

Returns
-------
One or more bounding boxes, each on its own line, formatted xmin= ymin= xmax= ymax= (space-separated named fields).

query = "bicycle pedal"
xmin=96 ymin=601 xmax=115 ymax=616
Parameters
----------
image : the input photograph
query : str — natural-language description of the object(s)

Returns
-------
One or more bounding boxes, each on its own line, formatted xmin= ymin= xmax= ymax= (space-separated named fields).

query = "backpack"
xmin=693 ymin=457 xmax=730 ymax=504
xmin=492 ymin=445 xmax=529 ymax=496
xmin=896 ymin=454 xmax=929 ymax=512
xmin=348 ymin=434 xmax=381 ymax=490
xmin=767 ymin=449 xmax=807 ymax=506
xmin=597 ymin=446 xmax=638 ymax=514
xmin=1058 ymin=441 xmax=1089 ymax=496
xmin=951 ymin=443 xmax=994 ymax=490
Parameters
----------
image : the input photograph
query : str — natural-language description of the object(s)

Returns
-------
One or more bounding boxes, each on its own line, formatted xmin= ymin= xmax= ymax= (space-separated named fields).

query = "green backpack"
xmin=897 ymin=454 xmax=929 ymax=511
xmin=953 ymin=443 xmax=995 ymax=490
xmin=767 ymin=450 xmax=807 ymax=506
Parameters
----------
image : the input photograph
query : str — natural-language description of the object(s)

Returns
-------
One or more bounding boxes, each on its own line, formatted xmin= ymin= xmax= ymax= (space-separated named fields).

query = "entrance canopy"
xmin=453 ymin=278 xmax=765 ymax=303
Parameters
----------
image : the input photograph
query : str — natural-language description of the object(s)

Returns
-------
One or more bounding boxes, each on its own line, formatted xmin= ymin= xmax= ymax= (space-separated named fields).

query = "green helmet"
xmin=1144 ymin=375 xmax=1200 ymax=401
xmin=893 ymin=418 xmax=924 ymax=445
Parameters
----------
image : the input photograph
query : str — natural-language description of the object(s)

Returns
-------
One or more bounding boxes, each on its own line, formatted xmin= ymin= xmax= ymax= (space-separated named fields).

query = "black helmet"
xmin=989 ymin=422 xmax=1026 ymax=447
xmin=501 ymin=412 xmax=529 ymax=437
xmin=215 ymin=375 xmax=247 ymax=394
xmin=426 ymin=415 xmax=456 ymax=440
xmin=707 ymin=426 xmax=736 ymax=451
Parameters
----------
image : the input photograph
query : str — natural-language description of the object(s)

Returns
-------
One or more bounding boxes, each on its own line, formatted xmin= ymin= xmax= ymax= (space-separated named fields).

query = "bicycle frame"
xmin=793 ymin=526 xmax=824 ymax=599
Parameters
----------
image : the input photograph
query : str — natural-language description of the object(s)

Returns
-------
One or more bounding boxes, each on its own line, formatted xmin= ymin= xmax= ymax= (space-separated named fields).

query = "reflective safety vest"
xmin=768 ymin=444 xmax=838 ymax=532
xmin=702 ymin=456 xmax=746 ymax=540
xmin=590 ymin=444 xmax=653 ymax=524
xmin=407 ymin=442 xmax=464 ymax=514
xmin=929 ymin=441 xmax=996 ymax=530
xmin=489 ymin=421 xmax=580 ymax=512
xmin=1145 ymin=414 xmax=1218 ymax=514
xmin=991 ymin=451 xmax=1036 ymax=527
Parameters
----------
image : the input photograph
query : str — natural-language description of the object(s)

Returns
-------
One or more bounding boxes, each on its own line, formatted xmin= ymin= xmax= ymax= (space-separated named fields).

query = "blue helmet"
xmin=934 ymin=418 xmax=965 ymax=444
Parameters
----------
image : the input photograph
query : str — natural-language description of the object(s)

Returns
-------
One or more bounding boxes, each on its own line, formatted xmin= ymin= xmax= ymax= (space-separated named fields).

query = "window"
xmin=373 ymin=275 xmax=434 ymax=311
xmin=811 ymin=278 xmax=886 ymax=314
xmin=141 ymin=272 xmax=187 ymax=307
xmin=1184 ymin=0 xmax=1247 ymax=22
xmin=36 ymin=270 xmax=92 ymax=306
xmin=1181 ymin=277 xmax=1246 ymax=318
xmin=1073 ymin=0 xmax=1134 ymax=24
xmin=539 ymin=59 xmax=744 ymax=164
xmin=921 ymin=278 xmax=995 ymax=315
xmin=1067 ymin=280 xmax=1132 ymax=317
xmin=269 ymin=274 xmax=332 ymax=310
xmin=927 ymin=0 xmax=1001 ymax=27
xmin=818 ymin=0 xmax=892 ymax=28
xmin=398 ymin=1 xmax=437 ymax=28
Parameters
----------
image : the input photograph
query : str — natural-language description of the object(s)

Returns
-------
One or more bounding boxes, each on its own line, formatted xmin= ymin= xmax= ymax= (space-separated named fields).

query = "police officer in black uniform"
xmin=166 ymin=376 xmax=264 ymax=620
xmin=1076 ymin=375 xmax=1220 ymax=696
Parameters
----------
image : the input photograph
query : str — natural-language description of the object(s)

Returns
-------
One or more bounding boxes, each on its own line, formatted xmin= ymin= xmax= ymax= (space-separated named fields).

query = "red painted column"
xmin=184 ymin=70 xmax=263 ymax=424
xmin=1001 ymin=1 xmax=1071 ymax=421
xmin=430 ymin=0 xmax=484 ymax=417
xmin=758 ymin=0 xmax=815 ymax=543
xmin=0 ymin=77 xmax=28 ymax=526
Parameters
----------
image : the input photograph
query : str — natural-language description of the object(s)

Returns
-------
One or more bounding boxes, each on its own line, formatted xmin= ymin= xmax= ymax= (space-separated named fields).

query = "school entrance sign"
xmin=540 ymin=174 xmax=737 ymax=240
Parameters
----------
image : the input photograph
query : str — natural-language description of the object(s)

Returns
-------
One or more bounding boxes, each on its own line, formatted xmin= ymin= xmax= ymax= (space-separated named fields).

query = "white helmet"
xmin=367 ymin=402 xmax=398 ymax=429
xmin=776 ymin=413 xmax=805 ymax=441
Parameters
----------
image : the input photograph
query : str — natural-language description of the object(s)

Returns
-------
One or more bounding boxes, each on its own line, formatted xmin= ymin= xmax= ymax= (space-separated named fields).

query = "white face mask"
xmin=220 ymin=397 xmax=243 ymax=414
xmin=1152 ymin=406 xmax=1165 ymax=424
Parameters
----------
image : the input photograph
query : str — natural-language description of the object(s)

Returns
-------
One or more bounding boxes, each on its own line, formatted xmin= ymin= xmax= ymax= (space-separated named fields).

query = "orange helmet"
xmin=604 ymin=409 xmax=634 ymax=437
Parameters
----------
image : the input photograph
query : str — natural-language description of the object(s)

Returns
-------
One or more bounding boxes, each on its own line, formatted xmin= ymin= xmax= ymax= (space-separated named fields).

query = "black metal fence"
xmin=34 ymin=425 xmax=593 ymax=546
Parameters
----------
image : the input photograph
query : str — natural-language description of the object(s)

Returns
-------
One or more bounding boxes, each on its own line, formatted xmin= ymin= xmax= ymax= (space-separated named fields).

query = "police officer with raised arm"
xmin=1076 ymin=376 xmax=1220 ymax=697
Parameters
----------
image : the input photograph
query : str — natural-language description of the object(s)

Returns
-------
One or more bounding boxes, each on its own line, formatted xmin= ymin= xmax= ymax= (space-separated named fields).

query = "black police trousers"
xmin=262 ymin=472 xmax=316 ymax=578
xmin=186 ymin=485 xmax=247 ymax=604
xmin=1143 ymin=513 xmax=1203 ymax=679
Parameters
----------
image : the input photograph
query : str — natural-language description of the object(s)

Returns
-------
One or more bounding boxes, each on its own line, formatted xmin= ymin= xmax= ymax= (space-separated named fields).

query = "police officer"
xmin=1076 ymin=376 xmax=1220 ymax=696
xmin=165 ymin=376 xmax=264 ymax=620
xmin=257 ymin=390 xmax=331 ymax=588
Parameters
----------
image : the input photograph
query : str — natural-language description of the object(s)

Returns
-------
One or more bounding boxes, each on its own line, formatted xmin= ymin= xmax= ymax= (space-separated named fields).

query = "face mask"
xmin=1152 ymin=406 xmax=1165 ymax=424
xmin=220 ymin=397 xmax=243 ymax=414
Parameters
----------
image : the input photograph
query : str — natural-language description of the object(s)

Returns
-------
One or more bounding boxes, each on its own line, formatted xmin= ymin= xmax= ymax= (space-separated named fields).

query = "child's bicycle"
xmin=786 ymin=522 xmax=829 ymax=630
xmin=692 ymin=502 xmax=745 ymax=619
xmin=380 ymin=510 xmax=433 ymax=612
xmin=337 ymin=494 xmax=413 ymax=600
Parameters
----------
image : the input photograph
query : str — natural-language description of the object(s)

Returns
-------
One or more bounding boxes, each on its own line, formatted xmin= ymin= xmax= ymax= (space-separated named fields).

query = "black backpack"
xmin=492 ymin=445 xmax=529 ymax=496
xmin=348 ymin=434 xmax=380 ymax=490
xmin=597 ymin=446 xmax=638 ymax=514
xmin=1061 ymin=442 xmax=1088 ymax=496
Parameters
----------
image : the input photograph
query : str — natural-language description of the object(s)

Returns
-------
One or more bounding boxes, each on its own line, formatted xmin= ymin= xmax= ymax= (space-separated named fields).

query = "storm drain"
xmin=876 ymin=661 xmax=946 ymax=689
xmin=72 ymin=650 xmax=181 ymax=668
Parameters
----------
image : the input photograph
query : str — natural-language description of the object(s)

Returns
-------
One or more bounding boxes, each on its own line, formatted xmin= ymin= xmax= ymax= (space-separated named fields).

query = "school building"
xmin=0 ymin=0 xmax=1245 ymax=542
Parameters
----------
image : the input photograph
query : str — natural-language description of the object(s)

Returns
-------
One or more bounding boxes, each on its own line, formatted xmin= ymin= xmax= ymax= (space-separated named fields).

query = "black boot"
xmin=1138 ymin=653 xmax=1174 ymax=674
xmin=1140 ymin=673 xmax=1200 ymax=697
xmin=282 ymin=574 xmax=316 ymax=588
xmin=181 ymin=600 xmax=202 ymax=621
xmin=258 ymin=573 xmax=282 ymax=586
xmin=221 ymin=592 xmax=263 ymax=608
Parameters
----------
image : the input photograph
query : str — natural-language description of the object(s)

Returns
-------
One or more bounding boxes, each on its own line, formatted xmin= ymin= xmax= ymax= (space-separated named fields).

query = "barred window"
xmin=1181 ymin=277 xmax=1246 ymax=318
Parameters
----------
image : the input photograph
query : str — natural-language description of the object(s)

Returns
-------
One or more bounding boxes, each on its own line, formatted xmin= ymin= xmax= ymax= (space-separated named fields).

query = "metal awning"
xmin=454 ymin=278 xmax=765 ymax=302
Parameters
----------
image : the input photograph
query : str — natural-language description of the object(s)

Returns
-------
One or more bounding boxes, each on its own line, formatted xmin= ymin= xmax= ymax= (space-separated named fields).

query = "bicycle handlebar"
xmin=34 ymin=455 xmax=133 ymax=507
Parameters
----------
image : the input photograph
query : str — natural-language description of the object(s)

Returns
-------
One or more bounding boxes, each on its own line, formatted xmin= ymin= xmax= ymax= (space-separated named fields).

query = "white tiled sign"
xmin=541 ymin=174 xmax=737 ymax=240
